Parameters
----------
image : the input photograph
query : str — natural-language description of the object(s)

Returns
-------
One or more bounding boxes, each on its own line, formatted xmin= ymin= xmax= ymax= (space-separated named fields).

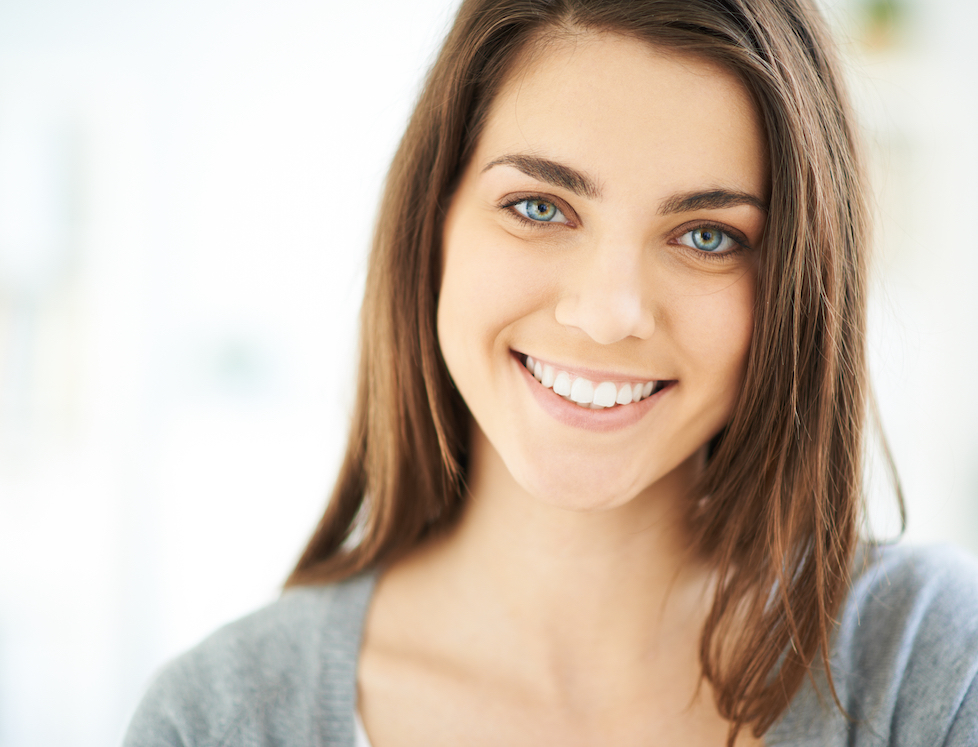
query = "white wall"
xmin=0 ymin=1 xmax=461 ymax=744
xmin=0 ymin=1 xmax=974 ymax=745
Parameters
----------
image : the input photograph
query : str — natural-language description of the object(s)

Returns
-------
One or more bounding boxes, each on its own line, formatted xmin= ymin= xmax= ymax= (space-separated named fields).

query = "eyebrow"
xmin=482 ymin=153 xmax=767 ymax=214
xmin=482 ymin=154 xmax=601 ymax=199
xmin=656 ymin=189 xmax=768 ymax=215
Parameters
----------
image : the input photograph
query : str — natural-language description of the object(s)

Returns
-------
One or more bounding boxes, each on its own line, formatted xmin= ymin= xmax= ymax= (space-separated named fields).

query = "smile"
xmin=520 ymin=354 xmax=669 ymax=409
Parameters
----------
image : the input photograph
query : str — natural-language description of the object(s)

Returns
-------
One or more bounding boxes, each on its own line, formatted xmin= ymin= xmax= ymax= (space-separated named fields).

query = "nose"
xmin=553 ymin=239 xmax=655 ymax=344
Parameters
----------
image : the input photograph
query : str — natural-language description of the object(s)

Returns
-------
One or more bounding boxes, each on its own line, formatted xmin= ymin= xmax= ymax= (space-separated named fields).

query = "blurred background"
xmin=0 ymin=0 xmax=975 ymax=744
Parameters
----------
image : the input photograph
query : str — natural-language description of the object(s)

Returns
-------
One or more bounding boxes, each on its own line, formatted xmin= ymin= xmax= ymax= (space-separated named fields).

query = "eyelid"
xmin=496 ymin=196 xmax=756 ymax=255
xmin=498 ymin=192 xmax=577 ymax=228
xmin=670 ymin=219 xmax=753 ymax=253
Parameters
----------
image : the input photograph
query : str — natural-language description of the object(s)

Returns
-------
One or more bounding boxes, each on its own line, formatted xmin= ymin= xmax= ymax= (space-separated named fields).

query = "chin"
xmin=514 ymin=461 xmax=649 ymax=513
xmin=506 ymin=440 xmax=707 ymax=515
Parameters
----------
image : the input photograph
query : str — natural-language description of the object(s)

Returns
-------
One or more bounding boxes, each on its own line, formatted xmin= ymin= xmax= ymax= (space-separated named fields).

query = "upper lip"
xmin=513 ymin=350 xmax=666 ymax=384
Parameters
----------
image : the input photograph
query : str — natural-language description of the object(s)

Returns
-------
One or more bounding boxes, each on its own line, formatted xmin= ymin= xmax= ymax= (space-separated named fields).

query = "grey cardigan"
xmin=124 ymin=544 xmax=978 ymax=746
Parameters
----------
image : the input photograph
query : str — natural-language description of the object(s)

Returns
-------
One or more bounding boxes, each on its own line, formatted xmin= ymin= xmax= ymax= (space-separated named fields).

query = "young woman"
xmin=125 ymin=0 xmax=978 ymax=745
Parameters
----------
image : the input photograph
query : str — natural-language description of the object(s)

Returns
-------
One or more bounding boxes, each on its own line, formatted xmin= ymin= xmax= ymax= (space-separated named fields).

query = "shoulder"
xmin=772 ymin=543 xmax=978 ymax=746
xmin=123 ymin=572 xmax=377 ymax=747
xmin=840 ymin=543 xmax=978 ymax=715
xmin=839 ymin=543 xmax=978 ymax=666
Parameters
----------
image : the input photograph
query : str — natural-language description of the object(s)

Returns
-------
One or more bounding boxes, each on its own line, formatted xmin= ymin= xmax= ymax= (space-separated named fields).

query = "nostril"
xmin=554 ymin=293 xmax=654 ymax=344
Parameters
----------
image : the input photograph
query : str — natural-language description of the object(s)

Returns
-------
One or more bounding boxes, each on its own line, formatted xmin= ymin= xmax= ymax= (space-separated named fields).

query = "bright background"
xmin=0 ymin=1 xmax=975 ymax=745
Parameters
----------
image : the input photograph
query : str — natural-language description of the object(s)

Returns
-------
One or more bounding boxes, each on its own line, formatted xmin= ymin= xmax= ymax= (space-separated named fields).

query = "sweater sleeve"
xmin=768 ymin=543 xmax=978 ymax=747
xmin=122 ymin=639 xmax=264 ymax=747
xmin=942 ymin=669 xmax=978 ymax=747
xmin=122 ymin=574 xmax=376 ymax=747
xmin=124 ymin=674 xmax=194 ymax=747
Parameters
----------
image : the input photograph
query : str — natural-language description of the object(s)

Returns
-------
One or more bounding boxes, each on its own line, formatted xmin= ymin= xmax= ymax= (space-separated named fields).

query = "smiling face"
xmin=437 ymin=31 xmax=769 ymax=512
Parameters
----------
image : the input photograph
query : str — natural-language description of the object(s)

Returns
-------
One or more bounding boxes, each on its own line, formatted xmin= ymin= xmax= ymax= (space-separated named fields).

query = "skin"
xmin=359 ymin=31 xmax=769 ymax=747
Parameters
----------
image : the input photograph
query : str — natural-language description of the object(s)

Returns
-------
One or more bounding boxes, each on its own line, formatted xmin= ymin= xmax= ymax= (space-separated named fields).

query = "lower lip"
xmin=515 ymin=354 xmax=671 ymax=433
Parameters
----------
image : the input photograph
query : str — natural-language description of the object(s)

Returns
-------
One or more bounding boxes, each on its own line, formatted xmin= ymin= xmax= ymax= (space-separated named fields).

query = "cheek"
xmin=437 ymin=222 xmax=558 ymax=356
xmin=671 ymin=272 xmax=755 ymax=381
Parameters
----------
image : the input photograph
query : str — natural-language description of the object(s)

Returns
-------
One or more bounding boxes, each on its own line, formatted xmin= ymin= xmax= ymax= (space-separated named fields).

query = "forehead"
xmin=477 ymin=31 xmax=769 ymax=203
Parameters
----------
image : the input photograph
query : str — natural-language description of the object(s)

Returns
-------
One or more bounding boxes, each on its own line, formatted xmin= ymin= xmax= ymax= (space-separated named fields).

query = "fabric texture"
xmin=123 ymin=544 xmax=978 ymax=746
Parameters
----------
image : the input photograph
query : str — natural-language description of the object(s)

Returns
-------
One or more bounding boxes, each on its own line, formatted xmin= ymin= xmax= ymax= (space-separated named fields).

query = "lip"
xmin=513 ymin=350 xmax=658 ymax=385
xmin=513 ymin=351 xmax=673 ymax=433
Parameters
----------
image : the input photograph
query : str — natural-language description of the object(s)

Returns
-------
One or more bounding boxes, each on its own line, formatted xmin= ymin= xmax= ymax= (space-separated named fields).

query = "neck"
xmin=393 ymin=427 xmax=714 ymax=695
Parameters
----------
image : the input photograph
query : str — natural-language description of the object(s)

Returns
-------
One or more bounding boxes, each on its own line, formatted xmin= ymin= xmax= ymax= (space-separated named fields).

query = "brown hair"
xmin=288 ymin=0 xmax=882 ymax=740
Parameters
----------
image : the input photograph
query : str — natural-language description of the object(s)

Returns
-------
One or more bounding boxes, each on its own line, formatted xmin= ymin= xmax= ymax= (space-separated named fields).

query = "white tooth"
xmin=553 ymin=371 xmax=572 ymax=396
xmin=541 ymin=364 xmax=556 ymax=389
xmin=569 ymin=377 xmax=594 ymax=404
xmin=533 ymin=361 xmax=543 ymax=381
xmin=616 ymin=383 xmax=632 ymax=405
xmin=593 ymin=381 xmax=618 ymax=408
xmin=632 ymin=383 xmax=643 ymax=403
xmin=642 ymin=381 xmax=654 ymax=398
xmin=525 ymin=356 xmax=535 ymax=370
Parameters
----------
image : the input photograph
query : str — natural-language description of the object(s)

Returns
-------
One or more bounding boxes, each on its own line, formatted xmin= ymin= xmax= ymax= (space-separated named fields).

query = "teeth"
xmin=594 ymin=381 xmax=618 ymax=408
xmin=522 ymin=355 xmax=661 ymax=409
xmin=569 ymin=377 xmax=594 ymax=404
xmin=615 ymin=383 xmax=632 ymax=406
xmin=553 ymin=371 xmax=572 ymax=397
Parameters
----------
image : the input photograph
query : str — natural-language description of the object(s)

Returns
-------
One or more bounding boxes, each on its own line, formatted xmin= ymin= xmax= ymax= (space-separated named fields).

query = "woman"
xmin=125 ymin=0 xmax=978 ymax=745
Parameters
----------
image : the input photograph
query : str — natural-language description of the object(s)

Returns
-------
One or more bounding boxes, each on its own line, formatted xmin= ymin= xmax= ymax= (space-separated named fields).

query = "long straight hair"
xmin=288 ymin=0 xmax=880 ymax=740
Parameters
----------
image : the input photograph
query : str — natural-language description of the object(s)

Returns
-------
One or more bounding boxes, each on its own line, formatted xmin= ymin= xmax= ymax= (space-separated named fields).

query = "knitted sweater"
xmin=124 ymin=543 xmax=978 ymax=746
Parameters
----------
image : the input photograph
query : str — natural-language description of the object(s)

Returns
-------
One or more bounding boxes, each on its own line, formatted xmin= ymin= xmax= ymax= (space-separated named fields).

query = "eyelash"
xmin=497 ymin=194 xmax=752 ymax=261
xmin=499 ymin=194 xmax=575 ymax=228
xmin=672 ymin=221 xmax=752 ymax=262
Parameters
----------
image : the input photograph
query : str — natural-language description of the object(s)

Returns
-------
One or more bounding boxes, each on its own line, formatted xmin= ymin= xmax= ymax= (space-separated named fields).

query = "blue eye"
xmin=513 ymin=198 xmax=567 ymax=223
xmin=678 ymin=226 xmax=737 ymax=254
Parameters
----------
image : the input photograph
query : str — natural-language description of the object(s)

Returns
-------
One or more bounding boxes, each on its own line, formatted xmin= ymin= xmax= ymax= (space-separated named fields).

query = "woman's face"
xmin=437 ymin=32 xmax=768 ymax=511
